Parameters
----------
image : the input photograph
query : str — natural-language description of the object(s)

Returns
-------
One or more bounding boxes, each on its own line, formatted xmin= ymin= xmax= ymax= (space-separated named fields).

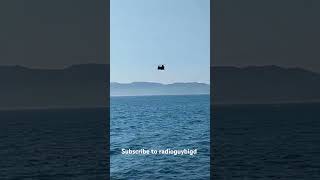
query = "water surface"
xmin=111 ymin=95 xmax=210 ymax=180
xmin=213 ymin=103 xmax=320 ymax=179
xmin=0 ymin=108 xmax=108 ymax=179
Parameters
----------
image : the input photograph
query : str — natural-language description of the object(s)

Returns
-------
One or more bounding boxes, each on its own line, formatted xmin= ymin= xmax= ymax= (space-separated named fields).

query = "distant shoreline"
xmin=111 ymin=94 xmax=209 ymax=98
xmin=213 ymin=100 xmax=320 ymax=107
xmin=0 ymin=106 xmax=109 ymax=112
xmin=111 ymin=82 xmax=210 ymax=85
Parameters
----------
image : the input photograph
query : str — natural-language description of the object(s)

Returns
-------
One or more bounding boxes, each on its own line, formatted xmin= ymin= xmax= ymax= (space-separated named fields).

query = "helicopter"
xmin=157 ymin=64 xmax=165 ymax=70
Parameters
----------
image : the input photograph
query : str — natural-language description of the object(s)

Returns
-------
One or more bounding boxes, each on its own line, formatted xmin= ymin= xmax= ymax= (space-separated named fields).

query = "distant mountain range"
xmin=212 ymin=65 xmax=320 ymax=104
xmin=110 ymin=82 xmax=210 ymax=96
xmin=0 ymin=64 xmax=108 ymax=109
xmin=1 ymin=64 xmax=320 ymax=109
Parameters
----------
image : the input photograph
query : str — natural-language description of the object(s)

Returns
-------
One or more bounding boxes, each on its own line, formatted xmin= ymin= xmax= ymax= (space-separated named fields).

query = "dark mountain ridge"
xmin=1 ymin=64 xmax=320 ymax=108
xmin=212 ymin=65 xmax=320 ymax=104
xmin=0 ymin=64 xmax=108 ymax=109
xmin=0 ymin=64 xmax=108 ymax=83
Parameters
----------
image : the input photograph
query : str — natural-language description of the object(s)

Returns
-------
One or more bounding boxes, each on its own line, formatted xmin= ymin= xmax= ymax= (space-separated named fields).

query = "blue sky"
xmin=111 ymin=0 xmax=210 ymax=84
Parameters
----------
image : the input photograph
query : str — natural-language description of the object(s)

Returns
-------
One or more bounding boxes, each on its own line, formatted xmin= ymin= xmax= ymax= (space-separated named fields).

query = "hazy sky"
xmin=111 ymin=0 xmax=210 ymax=84
xmin=0 ymin=0 xmax=106 ymax=69
xmin=2 ymin=0 xmax=318 ymax=74
xmin=214 ymin=0 xmax=320 ymax=72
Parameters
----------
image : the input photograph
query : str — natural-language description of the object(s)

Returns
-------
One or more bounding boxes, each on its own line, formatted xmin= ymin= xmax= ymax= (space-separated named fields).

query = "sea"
xmin=1 ymin=97 xmax=319 ymax=179
xmin=213 ymin=103 xmax=320 ymax=179
xmin=0 ymin=108 xmax=108 ymax=179
xmin=111 ymin=95 xmax=210 ymax=180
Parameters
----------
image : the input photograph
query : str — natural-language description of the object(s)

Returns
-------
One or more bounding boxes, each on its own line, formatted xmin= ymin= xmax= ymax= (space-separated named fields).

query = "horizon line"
xmin=110 ymin=81 xmax=210 ymax=85
xmin=1 ymin=63 xmax=319 ymax=76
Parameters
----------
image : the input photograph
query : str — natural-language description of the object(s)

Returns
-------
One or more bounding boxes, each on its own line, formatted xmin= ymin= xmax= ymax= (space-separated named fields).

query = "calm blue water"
xmin=0 ymin=108 xmax=108 ymax=179
xmin=1 ymin=98 xmax=319 ymax=179
xmin=111 ymin=95 xmax=210 ymax=180
xmin=213 ymin=103 xmax=320 ymax=179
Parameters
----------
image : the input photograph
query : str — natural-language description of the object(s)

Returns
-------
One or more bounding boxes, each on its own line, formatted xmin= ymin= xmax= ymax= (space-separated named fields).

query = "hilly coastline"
xmin=0 ymin=64 xmax=109 ymax=109
xmin=212 ymin=65 xmax=320 ymax=104
xmin=1 ymin=64 xmax=320 ymax=109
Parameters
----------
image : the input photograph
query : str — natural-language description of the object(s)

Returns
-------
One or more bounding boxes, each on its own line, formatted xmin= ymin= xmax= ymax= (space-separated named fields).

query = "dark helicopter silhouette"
xmin=157 ymin=64 xmax=165 ymax=70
